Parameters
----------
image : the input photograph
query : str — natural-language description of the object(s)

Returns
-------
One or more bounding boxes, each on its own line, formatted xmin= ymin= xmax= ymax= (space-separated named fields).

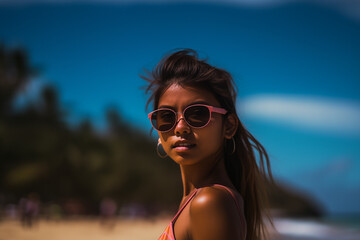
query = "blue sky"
xmin=1 ymin=0 xmax=359 ymax=214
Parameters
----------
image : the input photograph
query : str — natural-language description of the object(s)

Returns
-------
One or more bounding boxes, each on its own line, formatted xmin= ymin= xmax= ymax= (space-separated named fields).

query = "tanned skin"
xmin=157 ymin=84 xmax=244 ymax=240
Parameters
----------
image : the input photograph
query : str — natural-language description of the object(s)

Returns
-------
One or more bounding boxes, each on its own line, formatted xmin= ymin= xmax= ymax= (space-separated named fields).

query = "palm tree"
xmin=0 ymin=44 xmax=36 ymax=116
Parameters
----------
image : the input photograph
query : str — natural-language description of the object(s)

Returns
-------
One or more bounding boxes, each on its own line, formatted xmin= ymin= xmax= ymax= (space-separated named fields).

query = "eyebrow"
xmin=158 ymin=100 xmax=211 ymax=110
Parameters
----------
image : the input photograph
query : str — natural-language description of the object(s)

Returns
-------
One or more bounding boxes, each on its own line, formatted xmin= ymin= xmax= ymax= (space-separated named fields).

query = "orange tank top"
xmin=157 ymin=184 xmax=247 ymax=240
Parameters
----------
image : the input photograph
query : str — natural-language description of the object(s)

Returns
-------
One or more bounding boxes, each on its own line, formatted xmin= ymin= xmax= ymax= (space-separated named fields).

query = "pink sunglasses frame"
xmin=148 ymin=104 xmax=228 ymax=132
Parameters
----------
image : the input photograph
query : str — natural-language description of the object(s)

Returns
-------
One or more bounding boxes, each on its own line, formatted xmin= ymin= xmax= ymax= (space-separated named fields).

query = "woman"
xmin=142 ymin=49 xmax=273 ymax=240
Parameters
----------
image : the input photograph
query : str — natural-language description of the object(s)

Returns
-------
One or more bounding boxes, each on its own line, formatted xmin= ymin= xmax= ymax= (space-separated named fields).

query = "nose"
xmin=174 ymin=116 xmax=191 ymax=135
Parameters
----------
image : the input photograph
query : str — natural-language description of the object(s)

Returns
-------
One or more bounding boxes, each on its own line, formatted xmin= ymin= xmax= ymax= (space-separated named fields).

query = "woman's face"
xmin=157 ymin=84 xmax=227 ymax=166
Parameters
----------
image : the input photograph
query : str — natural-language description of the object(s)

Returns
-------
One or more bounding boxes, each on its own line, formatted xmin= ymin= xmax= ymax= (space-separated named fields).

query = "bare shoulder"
xmin=191 ymin=186 xmax=237 ymax=211
xmin=189 ymin=186 xmax=245 ymax=240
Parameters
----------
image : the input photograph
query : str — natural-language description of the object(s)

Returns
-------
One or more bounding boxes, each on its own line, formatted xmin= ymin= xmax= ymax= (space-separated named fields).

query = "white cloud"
xmin=238 ymin=94 xmax=360 ymax=136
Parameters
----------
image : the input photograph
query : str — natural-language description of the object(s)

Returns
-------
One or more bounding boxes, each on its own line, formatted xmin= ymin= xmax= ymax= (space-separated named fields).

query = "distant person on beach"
xmin=99 ymin=197 xmax=117 ymax=229
xmin=19 ymin=193 xmax=39 ymax=228
xmin=142 ymin=49 xmax=273 ymax=240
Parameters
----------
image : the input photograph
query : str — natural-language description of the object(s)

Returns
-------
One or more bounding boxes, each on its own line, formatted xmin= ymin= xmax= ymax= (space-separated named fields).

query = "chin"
xmin=171 ymin=154 xmax=204 ymax=166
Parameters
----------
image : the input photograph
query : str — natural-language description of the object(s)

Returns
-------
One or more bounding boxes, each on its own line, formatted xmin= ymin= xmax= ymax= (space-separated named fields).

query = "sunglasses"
xmin=148 ymin=104 xmax=228 ymax=132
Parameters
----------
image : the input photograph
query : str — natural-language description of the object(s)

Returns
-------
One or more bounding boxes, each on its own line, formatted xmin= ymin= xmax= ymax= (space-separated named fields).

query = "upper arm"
xmin=189 ymin=187 xmax=245 ymax=240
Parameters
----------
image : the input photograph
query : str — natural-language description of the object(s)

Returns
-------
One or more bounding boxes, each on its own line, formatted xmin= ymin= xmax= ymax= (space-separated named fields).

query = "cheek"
xmin=198 ymin=123 xmax=225 ymax=147
xmin=158 ymin=133 xmax=172 ymax=151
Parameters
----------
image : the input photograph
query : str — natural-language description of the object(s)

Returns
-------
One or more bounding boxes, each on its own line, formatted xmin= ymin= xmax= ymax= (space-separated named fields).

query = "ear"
xmin=224 ymin=113 xmax=238 ymax=139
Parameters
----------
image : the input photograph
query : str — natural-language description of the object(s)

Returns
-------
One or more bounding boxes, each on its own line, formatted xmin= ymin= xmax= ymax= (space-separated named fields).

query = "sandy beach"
xmin=1 ymin=217 xmax=359 ymax=240
xmin=0 ymin=218 xmax=170 ymax=240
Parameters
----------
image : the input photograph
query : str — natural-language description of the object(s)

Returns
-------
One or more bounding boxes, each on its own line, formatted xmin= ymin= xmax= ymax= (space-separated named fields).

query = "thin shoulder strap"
xmin=171 ymin=189 xmax=199 ymax=223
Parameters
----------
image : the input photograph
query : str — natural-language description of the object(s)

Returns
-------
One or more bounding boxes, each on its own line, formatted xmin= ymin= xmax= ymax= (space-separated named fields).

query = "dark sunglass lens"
xmin=184 ymin=106 xmax=210 ymax=127
xmin=151 ymin=110 xmax=175 ymax=131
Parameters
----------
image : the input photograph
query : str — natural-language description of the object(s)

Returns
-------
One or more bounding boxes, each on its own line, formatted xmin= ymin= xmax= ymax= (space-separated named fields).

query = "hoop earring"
xmin=230 ymin=137 xmax=236 ymax=155
xmin=157 ymin=142 xmax=168 ymax=158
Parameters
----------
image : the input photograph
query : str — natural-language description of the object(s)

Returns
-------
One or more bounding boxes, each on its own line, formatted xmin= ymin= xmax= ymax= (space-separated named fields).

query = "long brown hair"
xmin=142 ymin=49 xmax=273 ymax=240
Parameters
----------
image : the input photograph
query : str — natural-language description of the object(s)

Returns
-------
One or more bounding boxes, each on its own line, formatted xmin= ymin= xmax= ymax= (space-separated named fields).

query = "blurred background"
xmin=0 ymin=0 xmax=359 ymax=239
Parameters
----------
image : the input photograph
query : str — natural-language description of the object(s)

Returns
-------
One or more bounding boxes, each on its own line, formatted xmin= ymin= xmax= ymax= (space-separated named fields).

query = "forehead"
xmin=158 ymin=84 xmax=220 ymax=108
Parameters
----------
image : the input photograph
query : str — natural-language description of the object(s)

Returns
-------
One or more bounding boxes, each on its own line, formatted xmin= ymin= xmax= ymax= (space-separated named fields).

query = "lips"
xmin=171 ymin=141 xmax=196 ymax=150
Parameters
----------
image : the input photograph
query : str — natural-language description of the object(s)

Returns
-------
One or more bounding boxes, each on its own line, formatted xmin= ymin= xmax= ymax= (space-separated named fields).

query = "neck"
xmin=179 ymin=153 xmax=234 ymax=197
